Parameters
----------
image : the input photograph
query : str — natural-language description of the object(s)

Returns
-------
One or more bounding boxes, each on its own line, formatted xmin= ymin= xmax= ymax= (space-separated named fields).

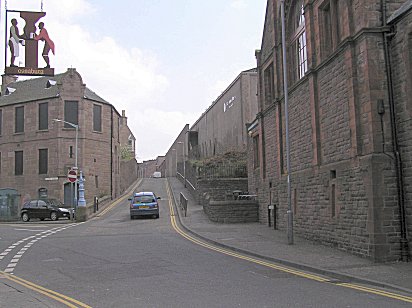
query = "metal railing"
xmin=180 ymin=192 xmax=188 ymax=217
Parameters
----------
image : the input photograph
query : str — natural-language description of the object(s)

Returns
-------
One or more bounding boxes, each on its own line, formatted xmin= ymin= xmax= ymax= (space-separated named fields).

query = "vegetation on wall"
xmin=120 ymin=146 xmax=134 ymax=161
xmin=188 ymin=151 xmax=247 ymax=178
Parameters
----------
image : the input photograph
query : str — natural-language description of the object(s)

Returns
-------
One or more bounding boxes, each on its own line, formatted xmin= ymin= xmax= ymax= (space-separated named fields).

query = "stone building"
xmin=248 ymin=0 xmax=411 ymax=261
xmin=0 ymin=68 xmax=137 ymax=208
xmin=119 ymin=110 xmax=138 ymax=193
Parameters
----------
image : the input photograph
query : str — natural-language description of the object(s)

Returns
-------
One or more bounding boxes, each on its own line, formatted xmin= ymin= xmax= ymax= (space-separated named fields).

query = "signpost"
xmin=67 ymin=169 xmax=77 ymax=183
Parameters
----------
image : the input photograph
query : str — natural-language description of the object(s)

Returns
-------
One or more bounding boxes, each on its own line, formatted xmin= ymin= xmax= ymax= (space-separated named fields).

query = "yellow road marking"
xmin=165 ymin=180 xmax=412 ymax=304
xmin=95 ymin=179 xmax=142 ymax=218
xmin=338 ymin=283 xmax=412 ymax=303
xmin=0 ymin=271 xmax=91 ymax=308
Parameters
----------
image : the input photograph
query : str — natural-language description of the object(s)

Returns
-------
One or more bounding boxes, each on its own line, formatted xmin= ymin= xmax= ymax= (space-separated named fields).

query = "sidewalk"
xmin=167 ymin=177 xmax=412 ymax=294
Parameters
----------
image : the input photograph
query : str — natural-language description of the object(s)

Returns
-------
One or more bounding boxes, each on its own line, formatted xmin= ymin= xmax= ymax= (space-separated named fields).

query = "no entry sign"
xmin=68 ymin=169 xmax=77 ymax=183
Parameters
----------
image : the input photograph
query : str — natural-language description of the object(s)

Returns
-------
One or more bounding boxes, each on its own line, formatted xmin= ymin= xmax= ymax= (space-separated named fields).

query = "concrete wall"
xmin=190 ymin=70 xmax=257 ymax=159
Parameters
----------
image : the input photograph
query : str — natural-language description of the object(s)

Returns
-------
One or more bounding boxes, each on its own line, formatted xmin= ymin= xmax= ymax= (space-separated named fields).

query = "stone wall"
xmin=247 ymin=0 xmax=409 ymax=261
xmin=120 ymin=159 xmax=137 ymax=194
xmin=388 ymin=6 xmax=412 ymax=258
xmin=196 ymin=178 xmax=248 ymax=207
xmin=204 ymin=200 xmax=258 ymax=223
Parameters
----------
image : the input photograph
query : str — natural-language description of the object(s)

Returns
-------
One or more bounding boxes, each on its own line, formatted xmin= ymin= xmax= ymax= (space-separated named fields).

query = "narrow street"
xmin=0 ymin=178 xmax=410 ymax=307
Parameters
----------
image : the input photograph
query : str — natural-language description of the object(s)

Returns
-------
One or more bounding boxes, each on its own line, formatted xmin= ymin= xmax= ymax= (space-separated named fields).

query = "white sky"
xmin=1 ymin=0 xmax=266 ymax=162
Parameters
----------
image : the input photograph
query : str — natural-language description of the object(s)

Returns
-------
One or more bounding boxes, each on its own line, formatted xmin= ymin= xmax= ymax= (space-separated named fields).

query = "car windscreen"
xmin=133 ymin=195 xmax=155 ymax=203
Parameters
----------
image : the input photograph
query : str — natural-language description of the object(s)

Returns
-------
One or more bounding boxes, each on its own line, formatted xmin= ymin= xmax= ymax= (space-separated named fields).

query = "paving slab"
xmin=168 ymin=177 xmax=412 ymax=293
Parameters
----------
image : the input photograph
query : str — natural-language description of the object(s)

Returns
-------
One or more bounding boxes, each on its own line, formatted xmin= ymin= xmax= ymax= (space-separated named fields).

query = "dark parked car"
xmin=129 ymin=192 xmax=160 ymax=219
xmin=21 ymin=199 xmax=71 ymax=222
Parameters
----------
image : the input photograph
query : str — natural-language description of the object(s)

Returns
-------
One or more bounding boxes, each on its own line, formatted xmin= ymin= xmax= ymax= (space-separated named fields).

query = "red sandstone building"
xmin=0 ymin=68 xmax=137 ymax=208
xmin=248 ymin=0 xmax=412 ymax=261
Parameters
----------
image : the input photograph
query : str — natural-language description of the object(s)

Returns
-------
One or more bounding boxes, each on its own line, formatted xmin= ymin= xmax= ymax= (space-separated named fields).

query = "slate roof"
xmin=0 ymin=71 xmax=109 ymax=107
xmin=387 ymin=0 xmax=412 ymax=24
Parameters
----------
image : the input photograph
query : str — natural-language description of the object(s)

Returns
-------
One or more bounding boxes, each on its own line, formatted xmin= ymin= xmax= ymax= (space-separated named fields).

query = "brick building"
xmin=248 ymin=0 xmax=411 ymax=261
xmin=0 ymin=68 xmax=137 ymax=208
xmin=138 ymin=156 xmax=165 ymax=178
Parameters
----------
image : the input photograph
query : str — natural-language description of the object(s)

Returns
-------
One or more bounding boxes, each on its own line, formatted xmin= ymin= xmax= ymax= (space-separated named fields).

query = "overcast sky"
xmin=2 ymin=0 xmax=266 ymax=162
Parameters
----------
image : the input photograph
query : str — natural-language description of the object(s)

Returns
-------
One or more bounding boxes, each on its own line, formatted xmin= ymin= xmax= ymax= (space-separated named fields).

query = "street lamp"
xmin=280 ymin=0 xmax=293 ymax=245
xmin=178 ymin=141 xmax=186 ymax=187
xmin=172 ymin=148 xmax=177 ymax=177
xmin=53 ymin=119 xmax=82 ymax=211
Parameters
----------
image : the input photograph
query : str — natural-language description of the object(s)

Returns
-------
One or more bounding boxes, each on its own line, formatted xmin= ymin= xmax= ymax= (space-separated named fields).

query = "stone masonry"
xmin=248 ymin=0 xmax=411 ymax=261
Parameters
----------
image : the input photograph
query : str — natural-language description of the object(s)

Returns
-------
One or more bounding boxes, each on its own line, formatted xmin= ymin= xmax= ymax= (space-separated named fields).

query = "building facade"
xmin=0 ymin=68 xmax=136 ymax=208
xmin=189 ymin=69 xmax=258 ymax=159
xmin=248 ymin=0 xmax=411 ymax=261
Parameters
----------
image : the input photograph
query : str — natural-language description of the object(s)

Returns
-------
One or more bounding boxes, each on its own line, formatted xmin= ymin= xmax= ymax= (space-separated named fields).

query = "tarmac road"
xmin=0 ymin=178 xmax=411 ymax=307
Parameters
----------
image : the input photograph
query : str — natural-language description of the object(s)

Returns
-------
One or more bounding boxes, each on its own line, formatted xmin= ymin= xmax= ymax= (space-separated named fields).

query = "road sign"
xmin=68 ymin=169 xmax=77 ymax=183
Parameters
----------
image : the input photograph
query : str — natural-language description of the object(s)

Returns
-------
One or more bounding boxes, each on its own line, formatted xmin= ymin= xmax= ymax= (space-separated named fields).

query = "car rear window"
xmin=133 ymin=195 xmax=155 ymax=203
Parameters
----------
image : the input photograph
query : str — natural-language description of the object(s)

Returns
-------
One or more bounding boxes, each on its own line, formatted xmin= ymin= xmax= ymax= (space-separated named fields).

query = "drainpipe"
xmin=110 ymin=108 xmax=113 ymax=200
xmin=381 ymin=0 xmax=409 ymax=261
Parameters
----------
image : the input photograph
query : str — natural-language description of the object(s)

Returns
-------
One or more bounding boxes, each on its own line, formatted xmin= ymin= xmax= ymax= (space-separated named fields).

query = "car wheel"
xmin=50 ymin=212 xmax=58 ymax=221
xmin=40 ymin=218 xmax=45 ymax=221
xmin=130 ymin=215 xmax=134 ymax=220
xmin=156 ymin=214 xmax=159 ymax=219
xmin=22 ymin=213 xmax=30 ymax=222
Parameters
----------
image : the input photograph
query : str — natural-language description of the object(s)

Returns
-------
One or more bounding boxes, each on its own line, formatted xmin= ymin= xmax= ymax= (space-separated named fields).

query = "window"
xmin=15 ymin=151 xmax=23 ymax=175
xmin=39 ymin=149 xmax=48 ymax=174
xmin=69 ymin=146 xmax=73 ymax=158
xmin=253 ymin=136 xmax=260 ymax=168
xmin=64 ymin=101 xmax=78 ymax=127
xmin=264 ymin=64 xmax=274 ymax=106
xmin=295 ymin=4 xmax=307 ymax=79
xmin=15 ymin=106 xmax=24 ymax=133
xmin=93 ymin=104 xmax=102 ymax=132
xmin=38 ymin=102 xmax=48 ymax=130
xmin=0 ymin=109 xmax=2 ymax=135
xmin=319 ymin=0 xmax=340 ymax=58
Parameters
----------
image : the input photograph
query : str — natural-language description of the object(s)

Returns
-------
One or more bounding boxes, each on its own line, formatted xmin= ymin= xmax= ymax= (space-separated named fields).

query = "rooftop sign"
xmin=4 ymin=10 xmax=55 ymax=76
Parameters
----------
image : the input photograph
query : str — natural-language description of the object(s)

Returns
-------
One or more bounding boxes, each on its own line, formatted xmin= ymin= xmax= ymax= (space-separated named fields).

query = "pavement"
xmin=167 ymin=177 xmax=412 ymax=294
xmin=2 ymin=177 xmax=412 ymax=306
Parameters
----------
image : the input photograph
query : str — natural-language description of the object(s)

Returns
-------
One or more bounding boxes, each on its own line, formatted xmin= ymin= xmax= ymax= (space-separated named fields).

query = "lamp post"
xmin=53 ymin=119 xmax=81 ymax=211
xmin=178 ymin=141 xmax=186 ymax=187
xmin=280 ymin=0 xmax=293 ymax=245
xmin=172 ymin=148 xmax=177 ymax=177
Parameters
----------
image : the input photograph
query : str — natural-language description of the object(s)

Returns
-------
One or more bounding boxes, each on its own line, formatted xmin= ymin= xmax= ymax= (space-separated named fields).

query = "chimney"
xmin=1 ymin=74 xmax=18 ymax=94
xmin=122 ymin=110 xmax=127 ymax=125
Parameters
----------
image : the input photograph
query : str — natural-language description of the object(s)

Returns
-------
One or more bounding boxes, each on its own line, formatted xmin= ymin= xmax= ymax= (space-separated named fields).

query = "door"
xmin=28 ymin=200 xmax=40 ymax=218
xmin=64 ymin=183 xmax=74 ymax=207
xmin=37 ymin=200 xmax=50 ymax=218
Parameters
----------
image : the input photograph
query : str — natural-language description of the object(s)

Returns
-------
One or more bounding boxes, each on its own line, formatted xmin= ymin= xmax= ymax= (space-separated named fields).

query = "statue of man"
xmin=34 ymin=22 xmax=55 ymax=68
xmin=8 ymin=18 xmax=24 ymax=67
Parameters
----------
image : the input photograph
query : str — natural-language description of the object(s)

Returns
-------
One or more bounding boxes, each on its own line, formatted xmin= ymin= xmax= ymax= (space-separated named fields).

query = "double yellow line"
xmin=165 ymin=181 xmax=412 ymax=304
xmin=0 ymin=271 xmax=91 ymax=307
xmin=94 ymin=179 xmax=143 ymax=218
